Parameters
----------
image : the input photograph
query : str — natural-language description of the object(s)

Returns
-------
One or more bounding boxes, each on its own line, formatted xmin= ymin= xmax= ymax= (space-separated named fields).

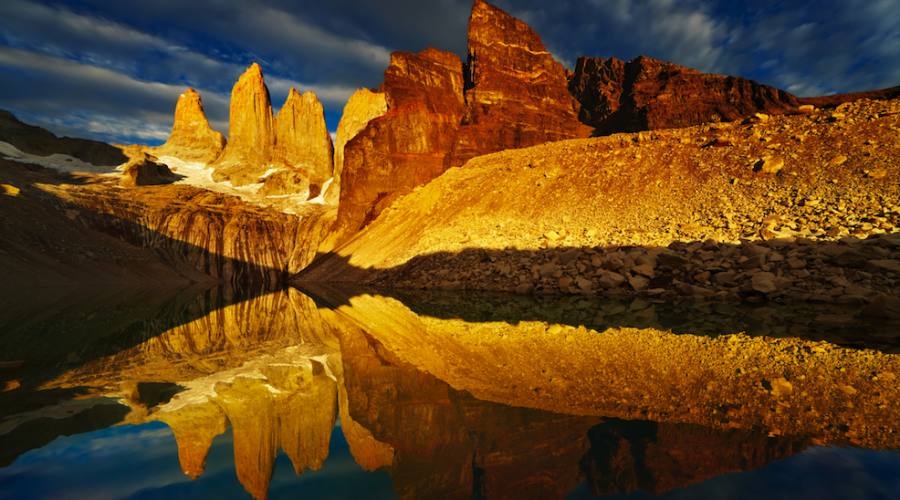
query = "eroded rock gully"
xmin=42 ymin=177 xmax=336 ymax=289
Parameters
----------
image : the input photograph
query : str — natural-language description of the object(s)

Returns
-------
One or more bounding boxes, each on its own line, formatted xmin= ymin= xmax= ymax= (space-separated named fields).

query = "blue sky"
xmin=0 ymin=0 xmax=897 ymax=145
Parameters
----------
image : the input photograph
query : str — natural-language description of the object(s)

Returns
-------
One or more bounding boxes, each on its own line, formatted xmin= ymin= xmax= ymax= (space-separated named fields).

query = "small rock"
xmin=751 ymin=271 xmax=778 ymax=294
xmin=829 ymin=155 xmax=848 ymax=167
xmin=867 ymin=259 xmax=900 ymax=273
xmin=597 ymin=271 xmax=627 ymax=288
xmin=770 ymin=377 xmax=793 ymax=398
xmin=627 ymin=274 xmax=649 ymax=291
xmin=754 ymin=156 xmax=784 ymax=175
xmin=864 ymin=167 xmax=887 ymax=180
xmin=1 ymin=183 xmax=20 ymax=197
xmin=632 ymin=262 xmax=656 ymax=278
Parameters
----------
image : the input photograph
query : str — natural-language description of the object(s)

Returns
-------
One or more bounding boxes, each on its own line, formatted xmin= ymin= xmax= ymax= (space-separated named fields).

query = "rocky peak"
xmin=328 ymin=88 xmax=388 ymax=205
xmin=154 ymin=88 xmax=225 ymax=163
xmin=466 ymin=0 xmax=565 ymax=89
xmin=332 ymin=0 xmax=592 ymax=243
xmin=213 ymin=62 xmax=276 ymax=185
xmin=453 ymin=0 xmax=591 ymax=165
xmin=570 ymin=55 xmax=801 ymax=134
xmin=274 ymin=87 xmax=333 ymax=187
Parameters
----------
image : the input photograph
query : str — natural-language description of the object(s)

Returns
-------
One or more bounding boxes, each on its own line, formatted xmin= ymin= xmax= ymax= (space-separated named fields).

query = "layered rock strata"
xmin=569 ymin=55 xmax=801 ymax=134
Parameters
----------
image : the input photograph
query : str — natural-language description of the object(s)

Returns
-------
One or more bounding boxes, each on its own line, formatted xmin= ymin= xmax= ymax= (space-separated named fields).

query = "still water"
xmin=1 ymin=285 xmax=898 ymax=499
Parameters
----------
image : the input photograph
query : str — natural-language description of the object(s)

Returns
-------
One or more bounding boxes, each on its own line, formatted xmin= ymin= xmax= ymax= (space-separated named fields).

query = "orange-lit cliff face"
xmin=153 ymin=88 xmax=225 ymax=164
xmin=332 ymin=0 xmax=593 ymax=243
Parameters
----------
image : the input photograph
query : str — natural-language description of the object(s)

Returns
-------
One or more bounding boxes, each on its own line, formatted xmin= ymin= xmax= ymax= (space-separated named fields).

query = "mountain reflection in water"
xmin=0 ymin=286 xmax=898 ymax=499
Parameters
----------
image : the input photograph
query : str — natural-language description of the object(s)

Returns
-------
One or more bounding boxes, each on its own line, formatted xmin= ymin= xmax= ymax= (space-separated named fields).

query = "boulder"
xmin=120 ymin=152 xmax=178 ymax=187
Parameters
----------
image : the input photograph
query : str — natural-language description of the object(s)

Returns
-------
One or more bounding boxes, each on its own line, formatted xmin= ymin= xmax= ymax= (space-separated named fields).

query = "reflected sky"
xmin=1 ymin=285 xmax=898 ymax=499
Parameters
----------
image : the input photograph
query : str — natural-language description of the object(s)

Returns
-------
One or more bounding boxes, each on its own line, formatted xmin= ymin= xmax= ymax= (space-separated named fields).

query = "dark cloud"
xmin=0 ymin=0 xmax=897 ymax=145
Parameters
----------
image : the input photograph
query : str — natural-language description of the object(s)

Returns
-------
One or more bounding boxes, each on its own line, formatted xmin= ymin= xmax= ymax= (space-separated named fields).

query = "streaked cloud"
xmin=0 ymin=0 xmax=897 ymax=144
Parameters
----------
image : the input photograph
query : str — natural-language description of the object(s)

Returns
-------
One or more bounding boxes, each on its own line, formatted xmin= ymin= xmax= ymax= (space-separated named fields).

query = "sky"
xmin=0 ymin=0 xmax=897 ymax=145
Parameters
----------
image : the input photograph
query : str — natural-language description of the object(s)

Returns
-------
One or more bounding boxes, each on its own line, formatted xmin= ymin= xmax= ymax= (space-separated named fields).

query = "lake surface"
xmin=1 ymin=285 xmax=898 ymax=499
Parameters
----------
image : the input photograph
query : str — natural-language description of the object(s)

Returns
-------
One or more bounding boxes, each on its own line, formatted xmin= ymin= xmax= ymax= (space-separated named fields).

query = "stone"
xmin=769 ymin=377 xmax=793 ymax=398
xmin=274 ymin=88 xmax=334 ymax=186
xmin=627 ymin=274 xmax=649 ymax=291
xmin=751 ymin=271 xmax=778 ymax=294
xmin=154 ymin=88 xmax=226 ymax=163
xmin=861 ymin=295 xmax=900 ymax=320
xmin=754 ymin=156 xmax=784 ymax=175
xmin=867 ymin=259 xmax=900 ymax=273
xmin=575 ymin=277 xmax=593 ymax=293
xmin=829 ymin=155 xmax=848 ymax=167
xmin=120 ymin=152 xmax=178 ymax=187
xmin=597 ymin=270 xmax=626 ymax=288
xmin=539 ymin=262 xmax=560 ymax=278
xmin=864 ymin=167 xmax=888 ymax=180
xmin=786 ymin=257 xmax=806 ymax=270
xmin=632 ymin=262 xmax=656 ymax=278
xmin=213 ymin=63 xmax=276 ymax=185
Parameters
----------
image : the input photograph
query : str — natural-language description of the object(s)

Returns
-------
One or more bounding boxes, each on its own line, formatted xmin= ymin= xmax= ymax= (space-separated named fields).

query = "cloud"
xmin=0 ymin=46 xmax=229 ymax=144
xmin=1 ymin=0 xmax=898 ymax=145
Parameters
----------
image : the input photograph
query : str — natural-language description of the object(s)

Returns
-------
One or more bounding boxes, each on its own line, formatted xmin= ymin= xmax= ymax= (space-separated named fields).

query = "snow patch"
xmin=307 ymin=177 xmax=334 ymax=205
xmin=155 ymin=154 xmax=334 ymax=214
xmin=0 ymin=141 xmax=117 ymax=174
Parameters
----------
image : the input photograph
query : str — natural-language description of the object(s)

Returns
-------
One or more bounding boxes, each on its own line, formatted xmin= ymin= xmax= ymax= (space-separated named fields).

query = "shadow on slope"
xmin=298 ymin=230 xmax=900 ymax=352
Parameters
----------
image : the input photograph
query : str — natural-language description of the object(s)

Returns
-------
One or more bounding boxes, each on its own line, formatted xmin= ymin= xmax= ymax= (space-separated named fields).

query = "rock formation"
xmin=119 ymin=152 xmax=178 ymax=187
xmin=274 ymin=87 xmax=334 ymax=188
xmin=302 ymin=98 xmax=900 ymax=307
xmin=569 ymin=55 xmax=802 ymax=134
xmin=154 ymin=88 xmax=226 ymax=163
xmin=0 ymin=109 xmax=125 ymax=166
xmin=328 ymin=88 xmax=388 ymax=205
xmin=333 ymin=0 xmax=592 ymax=242
xmin=213 ymin=63 xmax=276 ymax=186
xmin=453 ymin=0 xmax=591 ymax=164
xmin=333 ymin=48 xmax=466 ymax=240
xmin=205 ymin=65 xmax=334 ymax=198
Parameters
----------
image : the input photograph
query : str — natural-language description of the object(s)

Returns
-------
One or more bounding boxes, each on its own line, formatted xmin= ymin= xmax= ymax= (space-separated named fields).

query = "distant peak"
xmin=244 ymin=62 xmax=264 ymax=77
